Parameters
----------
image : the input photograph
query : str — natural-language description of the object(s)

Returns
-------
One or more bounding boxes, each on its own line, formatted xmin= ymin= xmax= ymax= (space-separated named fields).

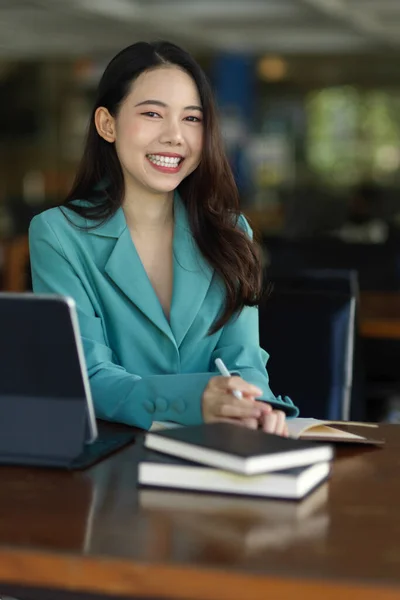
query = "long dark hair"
xmin=64 ymin=40 xmax=263 ymax=333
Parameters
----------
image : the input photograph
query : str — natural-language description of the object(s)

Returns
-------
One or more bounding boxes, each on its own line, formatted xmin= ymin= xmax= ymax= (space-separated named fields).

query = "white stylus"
xmin=214 ymin=358 xmax=243 ymax=400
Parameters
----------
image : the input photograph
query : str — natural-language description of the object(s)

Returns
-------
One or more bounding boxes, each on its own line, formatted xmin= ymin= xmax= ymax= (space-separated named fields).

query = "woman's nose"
xmin=159 ymin=119 xmax=184 ymax=146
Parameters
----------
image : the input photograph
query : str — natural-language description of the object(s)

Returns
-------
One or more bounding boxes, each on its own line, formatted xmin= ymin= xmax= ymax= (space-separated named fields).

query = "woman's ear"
xmin=94 ymin=107 xmax=116 ymax=143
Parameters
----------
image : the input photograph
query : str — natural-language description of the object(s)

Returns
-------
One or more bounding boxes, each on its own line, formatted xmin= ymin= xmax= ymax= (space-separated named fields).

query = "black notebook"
xmin=138 ymin=449 xmax=331 ymax=499
xmin=144 ymin=422 xmax=333 ymax=475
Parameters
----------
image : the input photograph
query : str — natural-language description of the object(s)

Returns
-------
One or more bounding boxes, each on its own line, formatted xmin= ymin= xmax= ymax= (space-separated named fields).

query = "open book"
xmin=287 ymin=418 xmax=384 ymax=445
xmin=150 ymin=418 xmax=384 ymax=445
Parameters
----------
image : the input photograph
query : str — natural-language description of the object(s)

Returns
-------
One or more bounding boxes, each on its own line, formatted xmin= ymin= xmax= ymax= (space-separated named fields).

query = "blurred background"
xmin=0 ymin=0 xmax=399 ymax=421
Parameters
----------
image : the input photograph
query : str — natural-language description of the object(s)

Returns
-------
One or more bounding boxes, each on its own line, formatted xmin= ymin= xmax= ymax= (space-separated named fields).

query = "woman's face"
xmin=97 ymin=66 xmax=204 ymax=198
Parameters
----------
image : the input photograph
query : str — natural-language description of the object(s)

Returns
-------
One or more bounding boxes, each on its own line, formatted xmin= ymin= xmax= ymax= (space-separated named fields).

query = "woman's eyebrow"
xmin=184 ymin=105 xmax=203 ymax=112
xmin=135 ymin=99 xmax=203 ymax=111
xmin=135 ymin=99 xmax=167 ymax=108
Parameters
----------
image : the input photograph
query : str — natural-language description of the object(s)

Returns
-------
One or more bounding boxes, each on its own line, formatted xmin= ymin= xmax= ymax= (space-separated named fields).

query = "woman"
xmin=29 ymin=41 xmax=298 ymax=434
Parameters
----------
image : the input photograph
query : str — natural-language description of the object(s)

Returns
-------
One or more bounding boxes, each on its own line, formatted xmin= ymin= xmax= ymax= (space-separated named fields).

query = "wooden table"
xmin=359 ymin=292 xmax=400 ymax=339
xmin=0 ymin=423 xmax=400 ymax=600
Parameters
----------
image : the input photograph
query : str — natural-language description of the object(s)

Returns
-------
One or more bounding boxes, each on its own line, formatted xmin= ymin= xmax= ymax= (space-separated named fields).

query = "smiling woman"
xmin=28 ymin=41 xmax=299 ymax=433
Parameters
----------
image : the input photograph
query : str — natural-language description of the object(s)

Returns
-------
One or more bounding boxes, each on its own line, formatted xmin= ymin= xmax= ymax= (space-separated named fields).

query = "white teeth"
xmin=147 ymin=154 xmax=182 ymax=168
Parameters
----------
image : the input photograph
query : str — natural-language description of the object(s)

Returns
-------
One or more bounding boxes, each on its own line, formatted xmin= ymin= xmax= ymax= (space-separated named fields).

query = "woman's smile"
xmin=146 ymin=152 xmax=185 ymax=173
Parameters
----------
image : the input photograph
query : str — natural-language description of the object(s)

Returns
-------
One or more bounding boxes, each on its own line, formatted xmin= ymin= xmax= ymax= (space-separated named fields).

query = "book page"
xmin=287 ymin=418 xmax=377 ymax=439
xmin=300 ymin=425 xmax=365 ymax=441
xmin=286 ymin=418 xmax=328 ymax=438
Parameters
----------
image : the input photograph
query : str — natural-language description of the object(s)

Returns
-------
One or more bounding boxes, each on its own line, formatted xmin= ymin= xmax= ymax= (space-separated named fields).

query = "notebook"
xmin=0 ymin=293 xmax=136 ymax=468
xmin=144 ymin=422 xmax=333 ymax=475
xmin=287 ymin=418 xmax=384 ymax=445
xmin=138 ymin=449 xmax=331 ymax=499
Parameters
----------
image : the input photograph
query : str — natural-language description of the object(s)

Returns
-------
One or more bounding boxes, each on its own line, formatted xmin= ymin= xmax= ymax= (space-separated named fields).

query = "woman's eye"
xmin=142 ymin=111 xmax=161 ymax=118
xmin=185 ymin=116 xmax=202 ymax=123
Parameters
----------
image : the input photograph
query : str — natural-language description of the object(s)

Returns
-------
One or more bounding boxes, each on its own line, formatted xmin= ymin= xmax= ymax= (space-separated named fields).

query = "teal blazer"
xmin=29 ymin=195 xmax=298 ymax=429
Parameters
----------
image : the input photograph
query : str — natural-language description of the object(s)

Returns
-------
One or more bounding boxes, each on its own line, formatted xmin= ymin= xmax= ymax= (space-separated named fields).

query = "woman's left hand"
xmin=241 ymin=402 xmax=289 ymax=436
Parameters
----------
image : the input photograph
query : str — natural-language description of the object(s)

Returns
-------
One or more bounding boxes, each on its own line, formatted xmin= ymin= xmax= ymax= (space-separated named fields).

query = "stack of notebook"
xmin=138 ymin=422 xmax=335 ymax=500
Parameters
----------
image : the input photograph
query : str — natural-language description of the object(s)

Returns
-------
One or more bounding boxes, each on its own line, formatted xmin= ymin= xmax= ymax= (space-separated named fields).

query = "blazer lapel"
xmin=88 ymin=208 xmax=175 ymax=345
xmin=170 ymin=195 xmax=214 ymax=347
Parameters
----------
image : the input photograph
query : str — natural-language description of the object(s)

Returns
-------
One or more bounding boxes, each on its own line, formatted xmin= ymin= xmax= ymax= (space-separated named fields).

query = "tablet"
xmin=0 ymin=292 xmax=98 ymax=443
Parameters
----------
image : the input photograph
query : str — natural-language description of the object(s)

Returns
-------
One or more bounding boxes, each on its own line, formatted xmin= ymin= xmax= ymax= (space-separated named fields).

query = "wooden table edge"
xmin=0 ymin=547 xmax=399 ymax=600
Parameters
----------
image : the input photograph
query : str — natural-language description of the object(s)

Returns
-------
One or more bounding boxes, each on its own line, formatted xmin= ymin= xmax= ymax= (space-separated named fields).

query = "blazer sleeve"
xmin=210 ymin=215 xmax=299 ymax=418
xmin=29 ymin=214 xmax=213 ymax=430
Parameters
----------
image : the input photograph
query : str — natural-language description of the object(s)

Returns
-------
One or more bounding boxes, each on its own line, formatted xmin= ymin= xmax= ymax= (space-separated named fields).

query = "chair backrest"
xmin=259 ymin=289 xmax=356 ymax=420
xmin=267 ymin=268 xmax=359 ymax=297
xmin=263 ymin=236 xmax=399 ymax=291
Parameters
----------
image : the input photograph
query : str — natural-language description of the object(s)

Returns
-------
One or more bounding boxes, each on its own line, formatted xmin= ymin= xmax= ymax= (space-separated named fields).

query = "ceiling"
xmin=0 ymin=0 xmax=400 ymax=59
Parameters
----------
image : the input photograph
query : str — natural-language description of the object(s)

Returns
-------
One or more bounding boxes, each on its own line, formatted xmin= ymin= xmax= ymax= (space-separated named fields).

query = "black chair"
xmin=263 ymin=236 xmax=400 ymax=291
xmin=267 ymin=268 xmax=359 ymax=297
xmin=259 ymin=289 xmax=356 ymax=420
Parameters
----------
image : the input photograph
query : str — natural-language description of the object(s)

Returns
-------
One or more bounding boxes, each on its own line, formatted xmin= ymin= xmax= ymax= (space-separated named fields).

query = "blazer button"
xmin=155 ymin=397 xmax=168 ymax=412
xmin=144 ymin=400 xmax=156 ymax=414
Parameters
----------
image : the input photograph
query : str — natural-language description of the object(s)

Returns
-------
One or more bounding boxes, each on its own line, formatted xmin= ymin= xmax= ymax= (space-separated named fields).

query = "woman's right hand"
xmin=201 ymin=376 xmax=264 ymax=427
